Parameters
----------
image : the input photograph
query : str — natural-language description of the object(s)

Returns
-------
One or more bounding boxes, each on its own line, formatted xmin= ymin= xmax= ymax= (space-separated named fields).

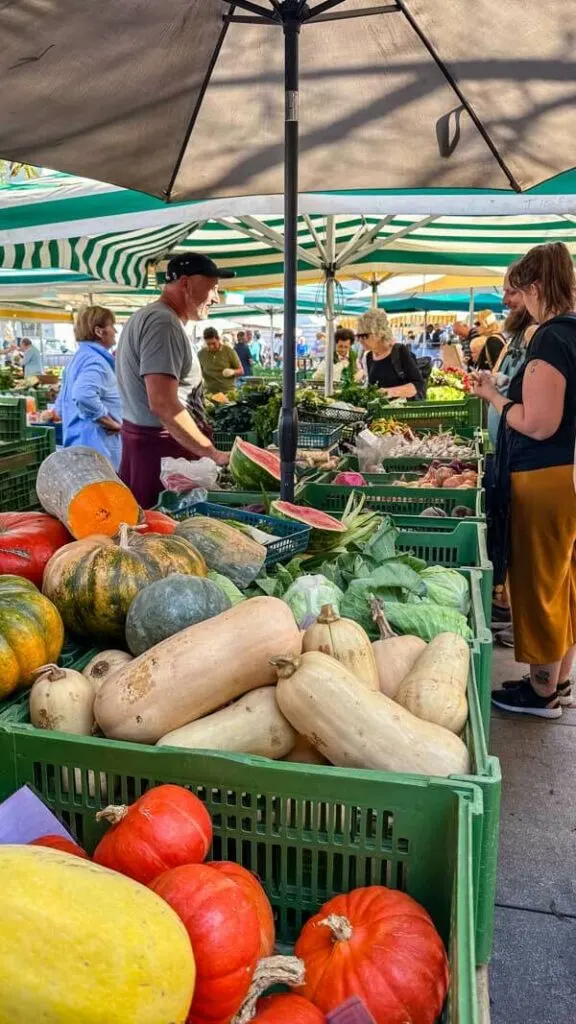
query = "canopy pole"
xmin=468 ymin=286 xmax=475 ymax=327
xmin=371 ymin=279 xmax=379 ymax=309
xmin=279 ymin=3 xmax=301 ymax=502
xmin=324 ymin=215 xmax=336 ymax=398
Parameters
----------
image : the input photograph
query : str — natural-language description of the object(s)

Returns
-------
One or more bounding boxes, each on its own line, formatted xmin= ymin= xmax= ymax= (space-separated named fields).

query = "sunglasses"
xmin=356 ymin=333 xmax=370 ymax=341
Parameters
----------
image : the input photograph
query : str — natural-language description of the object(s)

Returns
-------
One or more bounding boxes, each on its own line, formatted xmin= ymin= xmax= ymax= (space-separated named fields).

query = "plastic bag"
xmin=283 ymin=574 xmax=344 ymax=629
xmin=350 ymin=428 xmax=396 ymax=473
xmin=160 ymin=456 xmax=220 ymax=494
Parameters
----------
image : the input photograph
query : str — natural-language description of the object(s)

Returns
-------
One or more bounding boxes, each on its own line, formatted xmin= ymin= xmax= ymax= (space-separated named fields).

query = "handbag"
xmin=485 ymin=403 xmax=516 ymax=586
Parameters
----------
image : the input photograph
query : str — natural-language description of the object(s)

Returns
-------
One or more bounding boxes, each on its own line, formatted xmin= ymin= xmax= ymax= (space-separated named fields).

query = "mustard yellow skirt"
xmin=509 ymin=464 xmax=576 ymax=665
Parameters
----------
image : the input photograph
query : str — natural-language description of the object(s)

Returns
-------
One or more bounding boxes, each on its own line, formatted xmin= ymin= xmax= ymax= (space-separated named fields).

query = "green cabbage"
xmin=207 ymin=571 xmax=246 ymax=606
xmin=283 ymin=575 xmax=344 ymax=629
xmin=420 ymin=567 xmax=471 ymax=616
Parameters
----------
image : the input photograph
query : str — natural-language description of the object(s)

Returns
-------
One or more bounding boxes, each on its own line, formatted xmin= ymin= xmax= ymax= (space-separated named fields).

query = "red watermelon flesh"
xmin=271 ymin=500 xmax=346 ymax=553
xmin=229 ymin=439 xmax=281 ymax=490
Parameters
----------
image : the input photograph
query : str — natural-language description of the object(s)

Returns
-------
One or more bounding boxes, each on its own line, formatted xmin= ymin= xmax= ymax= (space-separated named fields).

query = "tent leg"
xmin=371 ymin=279 xmax=378 ymax=309
xmin=278 ymin=10 xmax=300 ymax=502
xmin=324 ymin=216 xmax=336 ymax=398
xmin=468 ymin=286 xmax=475 ymax=327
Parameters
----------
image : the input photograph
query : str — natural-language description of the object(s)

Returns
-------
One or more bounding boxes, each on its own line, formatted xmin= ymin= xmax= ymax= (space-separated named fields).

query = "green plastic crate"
xmin=0 ymin=651 xmax=499 ymax=968
xmin=0 ymin=729 xmax=480 ymax=1021
xmin=340 ymin=454 xmax=484 ymax=475
xmin=213 ymin=430 xmax=258 ymax=452
xmin=373 ymin=397 xmax=483 ymax=430
xmin=0 ymin=427 xmax=56 ymax=511
xmin=459 ymin=570 xmax=493 ymax=743
xmin=0 ymin=396 xmax=27 ymax=441
xmin=301 ymin=479 xmax=484 ymax=518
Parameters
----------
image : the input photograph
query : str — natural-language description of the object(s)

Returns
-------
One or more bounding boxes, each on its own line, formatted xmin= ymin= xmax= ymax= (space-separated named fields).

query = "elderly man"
xmin=116 ymin=252 xmax=234 ymax=508
xmin=19 ymin=338 xmax=44 ymax=378
xmin=198 ymin=327 xmax=244 ymax=393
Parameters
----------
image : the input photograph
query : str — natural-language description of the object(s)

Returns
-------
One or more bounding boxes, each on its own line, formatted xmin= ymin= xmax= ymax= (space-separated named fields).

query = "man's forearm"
xmin=155 ymin=401 xmax=215 ymax=455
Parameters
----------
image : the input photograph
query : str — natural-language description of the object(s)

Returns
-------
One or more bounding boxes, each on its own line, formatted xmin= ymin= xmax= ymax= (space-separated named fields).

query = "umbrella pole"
xmin=371 ymin=279 xmax=378 ymax=309
xmin=279 ymin=7 xmax=301 ymax=502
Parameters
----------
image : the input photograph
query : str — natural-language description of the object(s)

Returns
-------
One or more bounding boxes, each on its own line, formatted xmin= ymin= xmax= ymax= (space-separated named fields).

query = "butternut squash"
xmin=283 ymin=735 xmax=330 ymax=765
xmin=371 ymin=599 xmax=427 ymax=698
xmin=302 ymin=604 xmax=379 ymax=690
xmin=0 ymin=845 xmax=195 ymax=1024
xmin=395 ymin=632 xmax=470 ymax=734
xmin=95 ymin=597 xmax=301 ymax=744
xmin=157 ymin=687 xmax=296 ymax=759
xmin=83 ymin=650 xmax=133 ymax=692
xmin=274 ymin=651 xmax=470 ymax=778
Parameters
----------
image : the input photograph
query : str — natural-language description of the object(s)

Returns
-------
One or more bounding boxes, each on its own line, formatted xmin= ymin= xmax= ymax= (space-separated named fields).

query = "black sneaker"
xmin=491 ymin=604 xmax=512 ymax=628
xmin=495 ymin=627 xmax=514 ymax=648
xmin=501 ymin=675 xmax=572 ymax=706
xmin=492 ymin=678 xmax=562 ymax=718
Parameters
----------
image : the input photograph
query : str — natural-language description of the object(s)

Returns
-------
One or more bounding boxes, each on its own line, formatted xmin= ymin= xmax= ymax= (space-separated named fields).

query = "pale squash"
xmin=95 ymin=597 xmax=301 ymax=744
xmin=0 ymin=845 xmax=195 ymax=1024
xmin=371 ymin=601 xmax=427 ymax=699
xmin=83 ymin=650 xmax=133 ymax=692
xmin=395 ymin=632 xmax=470 ymax=734
xmin=274 ymin=651 xmax=470 ymax=778
xmin=283 ymin=735 xmax=329 ymax=765
xmin=29 ymin=663 xmax=95 ymax=735
xmin=36 ymin=446 xmax=140 ymax=539
xmin=302 ymin=604 xmax=379 ymax=690
xmin=158 ymin=687 xmax=296 ymax=759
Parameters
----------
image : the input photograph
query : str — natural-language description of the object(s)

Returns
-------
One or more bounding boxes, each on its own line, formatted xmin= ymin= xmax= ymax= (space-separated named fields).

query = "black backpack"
xmin=389 ymin=345 xmax=430 ymax=399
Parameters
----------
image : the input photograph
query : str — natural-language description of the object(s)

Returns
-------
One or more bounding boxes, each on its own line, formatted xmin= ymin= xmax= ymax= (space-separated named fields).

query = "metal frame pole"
xmin=324 ymin=215 xmax=336 ymax=398
xmin=278 ymin=4 xmax=301 ymax=502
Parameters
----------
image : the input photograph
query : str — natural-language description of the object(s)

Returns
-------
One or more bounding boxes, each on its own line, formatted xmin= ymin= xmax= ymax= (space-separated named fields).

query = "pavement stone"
xmin=490 ymin=906 xmax=576 ymax=1024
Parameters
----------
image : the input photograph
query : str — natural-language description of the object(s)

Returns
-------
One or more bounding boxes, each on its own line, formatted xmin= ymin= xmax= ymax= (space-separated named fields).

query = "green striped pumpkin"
xmin=42 ymin=526 xmax=207 ymax=643
xmin=0 ymin=575 xmax=64 ymax=699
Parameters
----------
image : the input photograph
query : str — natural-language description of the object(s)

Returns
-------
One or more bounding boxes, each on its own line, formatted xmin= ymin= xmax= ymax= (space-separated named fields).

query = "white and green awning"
xmin=3 ymin=172 xmax=576 ymax=290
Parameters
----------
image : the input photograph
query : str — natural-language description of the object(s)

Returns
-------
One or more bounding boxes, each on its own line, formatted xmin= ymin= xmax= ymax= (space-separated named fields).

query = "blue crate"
xmin=273 ymin=421 xmax=342 ymax=449
xmin=156 ymin=499 xmax=311 ymax=565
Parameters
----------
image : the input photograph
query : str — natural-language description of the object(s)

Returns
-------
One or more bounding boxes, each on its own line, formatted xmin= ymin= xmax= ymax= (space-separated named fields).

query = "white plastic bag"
xmin=351 ymin=428 xmax=396 ymax=473
xmin=160 ymin=456 xmax=220 ymax=494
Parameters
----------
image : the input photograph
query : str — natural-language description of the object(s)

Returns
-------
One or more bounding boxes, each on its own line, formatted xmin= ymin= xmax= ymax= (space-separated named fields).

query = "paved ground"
xmin=488 ymin=646 xmax=576 ymax=1023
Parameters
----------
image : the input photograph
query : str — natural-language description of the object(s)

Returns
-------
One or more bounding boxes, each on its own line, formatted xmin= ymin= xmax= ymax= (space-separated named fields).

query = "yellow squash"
xmin=0 ymin=845 xmax=195 ymax=1024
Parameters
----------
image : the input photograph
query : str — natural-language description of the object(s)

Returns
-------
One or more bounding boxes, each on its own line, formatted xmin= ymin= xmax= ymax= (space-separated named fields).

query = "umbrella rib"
xmin=226 ymin=0 xmax=279 ymax=21
xmin=335 ymin=216 xmax=394 ymax=268
xmin=302 ymin=214 xmax=328 ymax=263
xmin=393 ymin=0 xmax=521 ymax=192
xmin=340 ymin=215 xmax=437 ymax=267
xmin=307 ymin=4 xmax=400 ymax=23
xmin=236 ymin=214 xmax=324 ymax=268
xmin=164 ymin=9 xmax=235 ymax=200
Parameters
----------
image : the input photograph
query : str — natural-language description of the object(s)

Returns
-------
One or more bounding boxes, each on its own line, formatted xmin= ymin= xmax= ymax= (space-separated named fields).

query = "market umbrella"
xmin=2 ymin=1 xmax=576 ymax=496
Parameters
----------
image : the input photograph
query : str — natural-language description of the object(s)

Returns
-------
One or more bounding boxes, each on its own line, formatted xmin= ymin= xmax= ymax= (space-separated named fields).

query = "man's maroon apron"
xmin=120 ymin=421 xmax=210 ymax=509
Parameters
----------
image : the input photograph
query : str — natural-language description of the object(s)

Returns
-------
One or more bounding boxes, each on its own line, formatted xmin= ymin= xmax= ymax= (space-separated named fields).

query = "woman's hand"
xmin=471 ymin=370 xmax=499 ymax=401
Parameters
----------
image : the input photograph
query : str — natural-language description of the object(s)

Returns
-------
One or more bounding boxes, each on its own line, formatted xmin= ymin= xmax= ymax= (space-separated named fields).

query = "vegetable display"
xmin=82 ymin=649 xmax=133 ymax=690
xmin=0 ymin=576 xmax=64 ymax=698
xmin=391 ymin=463 xmax=478 ymax=489
xmin=36 ymin=446 xmax=141 ymax=539
xmin=42 ymin=525 xmax=207 ymax=643
xmin=151 ymin=862 xmax=261 ymax=1024
xmin=271 ymin=500 xmax=347 ymax=552
xmin=93 ymin=784 xmax=213 ymax=885
xmin=395 ymin=632 xmax=470 ymax=734
xmin=274 ymin=651 xmax=470 ymax=778
xmin=125 ymin=573 xmax=231 ymax=655
xmin=0 ymin=511 xmax=70 ymax=586
xmin=371 ymin=602 xmax=427 ymax=699
xmin=210 ymin=861 xmax=275 ymax=959
xmin=230 ymin=438 xmax=281 ymax=490
xmin=175 ymin=515 xmax=266 ymax=589
xmin=30 ymin=663 xmax=95 ymax=736
xmin=295 ymin=885 xmax=449 ymax=1023
xmin=0 ymin=845 xmax=195 ymax=1024
xmin=95 ymin=597 xmax=302 ymax=743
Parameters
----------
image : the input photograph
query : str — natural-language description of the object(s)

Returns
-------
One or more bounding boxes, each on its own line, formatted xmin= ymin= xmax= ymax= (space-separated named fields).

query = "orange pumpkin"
xmin=295 ymin=886 xmax=449 ymax=1024
xmin=29 ymin=834 xmax=89 ymax=860
xmin=151 ymin=862 xmax=260 ymax=1024
xmin=253 ymin=994 xmax=325 ymax=1022
xmin=210 ymin=861 xmax=275 ymax=958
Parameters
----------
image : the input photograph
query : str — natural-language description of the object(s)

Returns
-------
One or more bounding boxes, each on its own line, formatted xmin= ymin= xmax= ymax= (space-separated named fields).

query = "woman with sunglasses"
xmin=356 ymin=309 xmax=425 ymax=399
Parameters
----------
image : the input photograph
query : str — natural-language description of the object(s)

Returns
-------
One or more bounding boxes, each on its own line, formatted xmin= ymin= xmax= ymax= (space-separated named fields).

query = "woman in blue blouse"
xmin=56 ymin=306 xmax=122 ymax=469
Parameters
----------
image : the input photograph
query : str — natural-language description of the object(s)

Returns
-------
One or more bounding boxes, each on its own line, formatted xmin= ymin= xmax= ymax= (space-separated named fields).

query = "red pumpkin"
xmin=295 ymin=886 xmax=449 ymax=1024
xmin=211 ymin=861 xmax=275 ymax=958
xmin=151 ymin=862 xmax=260 ymax=1024
xmin=0 ymin=512 xmax=71 ymax=586
xmin=141 ymin=509 xmax=177 ymax=534
xmin=28 ymin=834 xmax=89 ymax=860
xmin=93 ymin=784 xmax=212 ymax=885
xmin=254 ymin=994 xmax=325 ymax=1022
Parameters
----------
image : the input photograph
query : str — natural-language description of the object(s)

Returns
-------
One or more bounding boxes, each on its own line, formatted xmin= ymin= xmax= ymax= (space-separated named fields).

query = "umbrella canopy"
xmin=1 ymin=1 xmax=575 ymax=199
xmin=379 ymin=289 xmax=504 ymax=314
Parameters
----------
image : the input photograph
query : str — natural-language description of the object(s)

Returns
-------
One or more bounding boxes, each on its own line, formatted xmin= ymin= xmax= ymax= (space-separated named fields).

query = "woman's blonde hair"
xmin=356 ymin=308 xmax=393 ymax=346
xmin=74 ymin=305 xmax=115 ymax=342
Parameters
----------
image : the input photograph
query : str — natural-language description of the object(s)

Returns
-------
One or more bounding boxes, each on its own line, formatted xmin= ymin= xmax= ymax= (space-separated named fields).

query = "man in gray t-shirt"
xmin=116 ymin=252 xmax=234 ymax=507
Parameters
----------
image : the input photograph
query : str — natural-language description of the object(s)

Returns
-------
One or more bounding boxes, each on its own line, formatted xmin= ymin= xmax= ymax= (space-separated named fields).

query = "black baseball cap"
xmin=165 ymin=252 xmax=235 ymax=282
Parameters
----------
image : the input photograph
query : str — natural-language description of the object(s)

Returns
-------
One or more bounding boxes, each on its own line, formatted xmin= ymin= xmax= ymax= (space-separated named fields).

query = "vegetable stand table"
xmin=301 ymin=473 xmax=484 ymax=518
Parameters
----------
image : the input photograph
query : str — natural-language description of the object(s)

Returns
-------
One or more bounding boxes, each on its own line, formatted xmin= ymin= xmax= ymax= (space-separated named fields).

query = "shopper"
xmin=198 ymin=327 xmax=243 ymax=394
xmin=116 ymin=253 xmax=232 ymax=508
xmin=19 ymin=337 xmax=44 ymax=378
xmin=234 ymin=331 xmax=253 ymax=376
xmin=473 ymin=242 xmax=576 ymax=718
xmin=56 ymin=306 xmax=122 ymax=469
xmin=356 ymin=309 xmax=425 ymax=399
xmin=313 ymin=327 xmax=356 ymax=383
xmin=470 ymin=310 xmax=506 ymax=370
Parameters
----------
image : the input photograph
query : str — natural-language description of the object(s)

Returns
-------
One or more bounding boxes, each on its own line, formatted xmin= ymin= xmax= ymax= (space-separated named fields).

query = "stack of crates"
xmin=0 ymin=397 xmax=55 ymax=511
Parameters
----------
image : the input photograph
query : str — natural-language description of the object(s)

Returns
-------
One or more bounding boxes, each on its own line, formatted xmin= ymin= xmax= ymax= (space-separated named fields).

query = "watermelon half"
xmin=270 ymin=500 xmax=347 ymax=553
xmin=229 ymin=438 xmax=281 ymax=490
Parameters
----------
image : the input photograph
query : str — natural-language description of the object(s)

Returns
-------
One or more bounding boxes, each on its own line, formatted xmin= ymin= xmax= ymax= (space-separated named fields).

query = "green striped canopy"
xmin=2 ymin=172 xmax=576 ymax=290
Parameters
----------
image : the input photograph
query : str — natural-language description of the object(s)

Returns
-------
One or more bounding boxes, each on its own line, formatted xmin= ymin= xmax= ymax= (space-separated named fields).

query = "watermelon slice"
xmin=229 ymin=438 xmax=281 ymax=490
xmin=270 ymin=500 xmax=347 ymax=553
